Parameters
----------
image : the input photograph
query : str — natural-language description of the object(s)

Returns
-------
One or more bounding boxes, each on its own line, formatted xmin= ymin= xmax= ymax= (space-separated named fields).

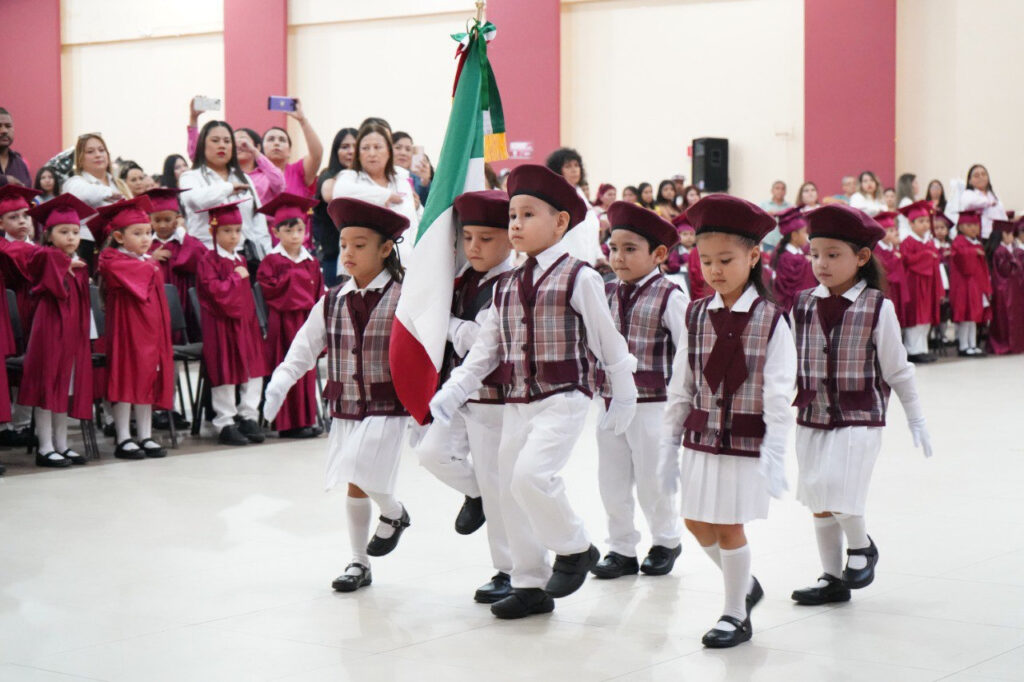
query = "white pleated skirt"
xmin=795 ymin=425 xmax=882 ymax=515
xmin=324 ymin=415 xmax=409 ymax=493
xmin=679 ymin=448 xmax=770 ymax=524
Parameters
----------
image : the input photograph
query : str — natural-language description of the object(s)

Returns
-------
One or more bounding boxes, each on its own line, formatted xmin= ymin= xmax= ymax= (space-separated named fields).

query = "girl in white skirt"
xmin=662 ymin=195 xmax=796 ymax=648
xmin=790 ymin=204 xmax=932 ymax=605
xmin=264 ymin=198 xmax=413 ymax=593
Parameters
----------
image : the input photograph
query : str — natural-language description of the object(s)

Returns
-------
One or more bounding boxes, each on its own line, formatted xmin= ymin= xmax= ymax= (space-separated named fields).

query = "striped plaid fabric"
xmin=600 ymin=275 xmax=678 ymax=402
xmin=323 ymin=281 xmax=407 ymax=419
xmin=792 ymin=288 xmax=890 ymax=429
xmin=491 ymin=253 xmax=597 ymax=403
xmin=683 ymin=296 xmax=781 ymax=457
xmin=447 ymin=273 xmax=506 ymax=404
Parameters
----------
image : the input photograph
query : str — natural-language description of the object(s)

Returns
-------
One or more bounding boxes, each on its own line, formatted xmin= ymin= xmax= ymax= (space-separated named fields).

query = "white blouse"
xmin=64 ymin=172 xmax=120 ymax=242
xmin=958 ymin=189 xmax=1007 ymax=239
xmin=178 ymin=166 xmax=271 ymax=252
xmin=849 ymin=192 xmax=886 ymax=217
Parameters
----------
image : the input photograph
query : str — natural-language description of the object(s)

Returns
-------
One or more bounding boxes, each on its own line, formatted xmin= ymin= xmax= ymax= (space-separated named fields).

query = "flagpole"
xmin=476 ymin=0 xmax=486 ymax=23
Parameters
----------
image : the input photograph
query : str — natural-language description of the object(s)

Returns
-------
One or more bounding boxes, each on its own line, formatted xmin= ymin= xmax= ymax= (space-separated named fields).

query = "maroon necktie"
xmin=617 ymin=283 xmax=636 ymax=329
xmin=520 ymin=257 xmax=539 ymax=304
xmin=817 ymin=295 xmax=852 ymax=336
xmin=703 ymin=308 xmax=753 ymax=397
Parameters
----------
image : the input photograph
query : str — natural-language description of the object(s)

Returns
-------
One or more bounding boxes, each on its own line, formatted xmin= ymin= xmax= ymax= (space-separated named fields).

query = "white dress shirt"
xmin=447 ymin=258 xmax=515 ymax=358
xmin=268 ymin=242 xmax=314 ymax=263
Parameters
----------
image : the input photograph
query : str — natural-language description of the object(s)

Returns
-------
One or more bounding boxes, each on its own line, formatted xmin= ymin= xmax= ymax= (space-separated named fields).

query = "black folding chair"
xmin=165 ymin=284 xmax=203 ymax=428
xmin=187 ymin=287 xmax=212 ymax=437
xmin=252 ymin=282 xmax=269 ymax=338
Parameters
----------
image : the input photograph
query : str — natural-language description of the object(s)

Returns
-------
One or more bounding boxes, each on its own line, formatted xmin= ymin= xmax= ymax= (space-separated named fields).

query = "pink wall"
xmin=0 ymin=0 xmax=62 ymax=174
xmin=223 ymin=0 xmax=288 ymax=135
xmin=804 ymin=0 xmax=896 ymax=193
xmin=487 ymin=0 xmax=560 ymax=169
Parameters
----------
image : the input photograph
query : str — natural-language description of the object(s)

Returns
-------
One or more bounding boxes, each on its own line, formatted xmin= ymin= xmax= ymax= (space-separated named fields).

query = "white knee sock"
xmin=34 ymin=408 xmax=54 ymax=454
xmin=134 ymin=405 xmax=153 ymax=441
xmin=834 ymin=513 xmax=869 ymax=570
xmin=367 ymin=491 xmax=403 ymax=539
xmin=346 ymin=496 xmax=372 ymax=567
xmin=702 ymin=541 xmax=756 ymax=592
xmin=814 ymin=515 xmax=844 ymax=579
xmin=113 ymin=403 xmax=138 ymax=450
xmin=53 ymin=412 xmax=70 ymax=453
xmin=718 ymin=545 xmax=752 ymax=630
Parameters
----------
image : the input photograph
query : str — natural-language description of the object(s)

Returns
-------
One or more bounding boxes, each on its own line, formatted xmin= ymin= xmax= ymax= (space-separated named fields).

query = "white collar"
xmin=876 ymin=241 xmax=894 ymax=252
xmin=707 ymin=283 xmax=760 ymax=312
xmin=785 ymin=243 xmax=804 ymax=255
xmin=215 ymin=244 xmax=240 ymax=259
xmin=340 ymin=268 xmax=392 ymax=296
xmin=1002 ymin=242 xmax=1015 ymax=253
xmin=270 ymin=242 xmax=313 ymax=263
xmin=907 ymin=230 xmax=930 ymax=244
xmin=80 ymin=171 xmax=114 ymax=186
xmin=527 ymin=241 xmax=569 ymax=271
xmin=117 ymin=247 xmax=149 ymax=260
xmin=965 ymin=236 xmax=981 ymax=245
xmin=619 ymin=267 xmax=660 ymax=288
xmin=4 ymin=233 xmax=32 ymax=244
xmin=812 ymin=278 xmax=868 ymax=301
xmin=154 ymin=227 xmax=186 ymax=245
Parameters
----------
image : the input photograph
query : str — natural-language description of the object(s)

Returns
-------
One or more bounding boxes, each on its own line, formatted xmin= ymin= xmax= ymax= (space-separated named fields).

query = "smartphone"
xmin=193 ymin=95 xmax=221 ymax=112
xmin=268 ymin=96 xmax=297 ymax=112
xmin=411 ymin=145 xmax=425 ymax=171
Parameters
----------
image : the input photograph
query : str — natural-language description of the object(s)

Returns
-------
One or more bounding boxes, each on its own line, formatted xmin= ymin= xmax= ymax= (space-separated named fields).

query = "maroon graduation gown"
xmin=900 ymin=235 xmax=944 ymax=326
xmin=148 ymin=232 xmax=207 ymax=339
xmin=97 ymin=249 xmax=175 ymax=409
xmin=874 ymin=245 xmax=909 ymax=325
xmin=196 ymin=249 xmax=268 ymax=387
xmin=256 ymin=252 xmax=323 ymax=430
xmin=0 ymin=239 xmax=41 ymax=332
xmin=20 ymin=248 xmax=93 ymax=418
xmin=987 ymin=245 xmax=1024 ymax=355
xmin=772 ymin=248 xmax=817 ymax=313
xmin=949 ymin=235 xmax=992 ymax=324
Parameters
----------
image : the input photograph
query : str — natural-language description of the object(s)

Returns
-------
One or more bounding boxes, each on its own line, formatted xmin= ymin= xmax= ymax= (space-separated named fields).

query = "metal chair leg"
xmin=167 ymin=410 xmax=178 ymax=448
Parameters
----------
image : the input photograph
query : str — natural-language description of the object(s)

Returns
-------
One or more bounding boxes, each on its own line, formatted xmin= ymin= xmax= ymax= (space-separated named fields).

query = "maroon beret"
xmin=806 ymin=203 xmax=886 ymax=249
xmin=685 ymin=194 xmax=776 ymax=241
xmin=506 ymin=164 xmax=588 ymax=229
xmin=453 ymin=190 xmax=509 ymax=230
xmin=327 ymin=197 xmax=410 ymax=241
xmin=671 ymin=213 xmax=694 ymax=232
xmin=607 ymin=200 xmax=679 ymax=249
xmin=776 ymin=206 xmax=808 ymax=236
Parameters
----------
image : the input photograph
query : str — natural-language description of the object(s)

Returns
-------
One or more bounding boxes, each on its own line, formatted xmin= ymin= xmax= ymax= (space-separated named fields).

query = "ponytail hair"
xmin=383 ymin=235 xmax=405 ymax=283
xmin=777 ymin=231 xmax=794 ymax=253
xmin=858 ymin=252 xmax=888 ymax=293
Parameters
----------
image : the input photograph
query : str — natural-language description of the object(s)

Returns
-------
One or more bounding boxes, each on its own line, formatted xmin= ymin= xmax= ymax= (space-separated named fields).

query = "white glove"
xmin=599 ymin=397 xmax=636 ymax=435
xmin=657 ymin=436 xmax=681 ymax=496
xmin=429 ymin=382 xmax=469 ymax=426
xmin=758 ymin=444 xmax=788 ymax=499
xmin=262 ymin=378 xmax=288 ymax=423
xmin=909 ymin=418 xmax=933 ymax=458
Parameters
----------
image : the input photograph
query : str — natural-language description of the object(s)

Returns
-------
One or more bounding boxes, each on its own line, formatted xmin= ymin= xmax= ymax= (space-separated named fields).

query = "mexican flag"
xmin=390 ymin=19 xmax=507 ymax=424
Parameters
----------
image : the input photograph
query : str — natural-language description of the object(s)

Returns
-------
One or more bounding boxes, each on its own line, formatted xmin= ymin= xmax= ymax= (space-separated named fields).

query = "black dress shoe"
xmin=545 ymin=544 xmax=600 ymax=598
xmin=366 ymin=506 xmax=410 ymax=557
xmin=454 ymin=496 xmax=485 ymax=535
xmin=842 ymin=536 xmax=879 ymax=589
xmin=491 ymin=588 xmax=555 ymax=619
xmin=957 ymin=349 xmax=971 ymax=357
xmin=792 ymin=573 xmax=851 ymax=605
xmin=36 ymin=451 xmax=71 ymax=468
xmin=747 ymin=576 xmax=764 ymax=612
xmin=907 ymin=353 xmax=936 ymax=364
xmin=474 ymin=572 xmax=512 ymax=604
xmin=237 ymin=418 xmax=265 ymax=443
xmin=591 ymin=551 xmax=639 ymax=579
xmin=278 ymin=426 xmax=318 ymax=439
xmin=640 ymin=544 xmax=682 ymax=576
xmin=62 ymin=449 xmax=88 ymax=465
xmin=138 ymin=438 xmax=167 ymax=458
xmin=0 ymin=427 xmax=36 ymax=448
xmin=331 ymin=563 xmax=372 ymax=592
xmin=701 ymin=615 xmax=752 ymax=648
xmin=114 ymin=440 xmax=145 ymax=460
xmin=218 ymin=425 xmax=250 ymax=446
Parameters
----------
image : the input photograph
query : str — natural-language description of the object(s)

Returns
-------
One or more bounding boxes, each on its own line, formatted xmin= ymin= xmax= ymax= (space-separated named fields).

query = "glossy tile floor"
xmin=1 ymin=354 xmax=1022 ymax=681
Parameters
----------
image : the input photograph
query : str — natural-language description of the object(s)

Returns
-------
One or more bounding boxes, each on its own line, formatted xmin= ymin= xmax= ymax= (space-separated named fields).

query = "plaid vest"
xmin=322 ymin=279 xmax=407 ymax=419
xmin=441 ymin=271 xmax=508 ymax=405
xmin=792 ymin=287 xmax=889 ymax=429
xmin=683 ymin=295 xmax=781 ymax=457
xmin=600 ymin=275 xmax=678 ymax=402
xmin=490 ymin=253 xmax=598 ymax=403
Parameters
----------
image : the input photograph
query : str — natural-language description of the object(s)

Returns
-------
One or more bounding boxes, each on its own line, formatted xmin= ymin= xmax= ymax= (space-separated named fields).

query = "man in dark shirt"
xmin=0 ymin=108 xmax=32 ymax=188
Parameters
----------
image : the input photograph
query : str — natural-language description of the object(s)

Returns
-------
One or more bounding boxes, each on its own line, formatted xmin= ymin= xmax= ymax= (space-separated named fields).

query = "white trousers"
xmin=957 ymin=321 xmax=977 ymax=351
xmin=417 ymin=402 xmax=512 ymax=573
xmin=211 ymin=379 xmax=262 ymax=429
xmin=903 ymin=324 xmax=930 ymax=355
xmin=498 ymin=391 xmax=591 ymax=589
xmin=596 ymin=402 xmax=682 ymax=556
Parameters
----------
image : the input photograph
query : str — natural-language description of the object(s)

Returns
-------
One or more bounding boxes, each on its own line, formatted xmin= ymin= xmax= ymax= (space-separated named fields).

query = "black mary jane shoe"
xmin=366 ymin=506 xmax=411 ymax=557
xmin=791 ymin=573 xmax=851 ymax=605
xmin=957 ymin=349 xmax=971 ymax=357
xmin=331 ymin=563 xmax=372 ymax=593
xmin=454 ymin=495 xmax=486 ymax=535
xmin=490 ymin=587 xmax=555 ymax=619
xmin=747 ymin=576 xmax=764 ymax=612
xmin=702 ymin=615 xmax=753 ymax=648
xmin=62 ymin=449 xmax=88 ymax=465
xmin=138 ymin=438 xmax=167 ymax=458
xmin=36 ymin=451 xmax=71 ymax=468
xmin=218 ymin=425 xmax=250 ymax=446
xmin=114 ymin=440 xmax=146 ymax=460
xmin=474 ymin=572 xmax=512 ymax=604
xmin=545 ymin=544 xmax=600 ymax=598
xmin=278 ymin=426 xmax=319 ymax=439
xmin=237 ymin=418 xmax=265 ymax=443
xmin=842 ymin=537 xmax=879 ymax=589
xmin=591 ymin=551 xmax=639 ymax=579
xmin=640 ymin=544 xmax=682 ymax=576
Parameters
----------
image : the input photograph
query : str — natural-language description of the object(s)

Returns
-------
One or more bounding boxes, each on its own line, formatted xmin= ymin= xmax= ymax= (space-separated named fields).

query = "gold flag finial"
xmin=475 ymin=1 xmax=485 ymax=23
